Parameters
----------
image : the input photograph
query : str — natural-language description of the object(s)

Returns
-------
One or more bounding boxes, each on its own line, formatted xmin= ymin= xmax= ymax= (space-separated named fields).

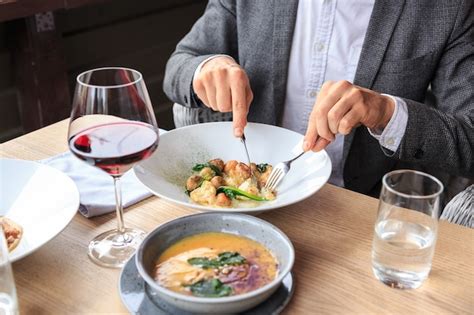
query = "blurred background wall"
xmin=0 ymin=0 xmax=207 ymax=142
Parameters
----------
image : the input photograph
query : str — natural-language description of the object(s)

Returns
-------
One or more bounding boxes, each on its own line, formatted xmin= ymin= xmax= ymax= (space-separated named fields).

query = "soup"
xmin=154 ymin=232 xmax=278 ymax=297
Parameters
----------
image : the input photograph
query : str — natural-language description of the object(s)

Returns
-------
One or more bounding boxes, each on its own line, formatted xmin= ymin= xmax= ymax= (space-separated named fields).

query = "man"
xmin=163 ymin=0 xmax=474 ymax=196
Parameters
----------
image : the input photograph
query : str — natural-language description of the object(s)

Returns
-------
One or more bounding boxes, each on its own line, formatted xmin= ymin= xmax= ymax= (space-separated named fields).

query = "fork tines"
xmin=265 ymin=166 xmax=284 ymax=191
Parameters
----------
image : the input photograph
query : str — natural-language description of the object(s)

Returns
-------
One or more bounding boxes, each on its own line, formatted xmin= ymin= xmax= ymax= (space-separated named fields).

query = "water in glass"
xmin=0 ymin=293 xmax=17 ymax=315
xmin=371 ymin=170 xmax=443 ymax=289
xmin=372 ymin=218 xmax=436 ymax=289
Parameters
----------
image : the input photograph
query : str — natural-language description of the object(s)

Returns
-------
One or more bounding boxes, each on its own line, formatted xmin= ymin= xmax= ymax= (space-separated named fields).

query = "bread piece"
xmin=0 ymin=217 xmax=23 ymax=252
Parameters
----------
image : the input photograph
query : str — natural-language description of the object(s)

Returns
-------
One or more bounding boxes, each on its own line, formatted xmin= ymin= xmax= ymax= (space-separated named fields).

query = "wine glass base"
xmin=88 ymin=228 xmax=146 ymax=268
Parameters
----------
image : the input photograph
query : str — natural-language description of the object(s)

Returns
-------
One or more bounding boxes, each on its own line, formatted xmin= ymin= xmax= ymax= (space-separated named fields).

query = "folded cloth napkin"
xmin=41 ymin=151 xmax=153 ymax=218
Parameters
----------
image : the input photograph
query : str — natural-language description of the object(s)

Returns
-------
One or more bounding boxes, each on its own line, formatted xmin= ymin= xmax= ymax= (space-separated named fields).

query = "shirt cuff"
xmin=367 ymin=94 xmax=408 ymax=152
xmin=192 ymin=54 xmax=236 ymax=80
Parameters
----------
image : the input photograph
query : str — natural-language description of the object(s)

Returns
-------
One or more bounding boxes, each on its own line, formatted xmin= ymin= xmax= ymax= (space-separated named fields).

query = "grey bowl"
xmin=135 ymin=212 xmax=295 ymax=314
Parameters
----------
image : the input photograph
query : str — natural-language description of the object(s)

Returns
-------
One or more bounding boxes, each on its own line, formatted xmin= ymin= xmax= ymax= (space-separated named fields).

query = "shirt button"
xmin=307 ymin=90 xmax=317 ymax=98
xmin=317 ymin=42 xmax=325 ymax=52
xmin=385 ymin=138 xmax=395 ymax=146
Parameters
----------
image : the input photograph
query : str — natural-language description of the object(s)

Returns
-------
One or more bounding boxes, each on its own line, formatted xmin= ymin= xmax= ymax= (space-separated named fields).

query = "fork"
xmin=265 ymin=152 xmax=305 ymax=191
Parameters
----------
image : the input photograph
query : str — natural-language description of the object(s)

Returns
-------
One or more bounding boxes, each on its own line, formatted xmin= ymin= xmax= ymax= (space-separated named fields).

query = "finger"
xmin=338 ymin=108 xmax=364 ymax=135
xmin=215 ymin=73 xmax=232 ymax=112
xmin=230 ymin=71 xmax=250 ymax=137
xmin=311 ymin=137 xmax=331 ymax=152
xmin=303 ymin=108 xmax=320 ymax=151
xmin=327 ymin=95 xmax=353 ymax=134
xmin=303 ymin=82 xmax=335 ymax=151
xmin=192 ymin=78 xmax=210 ymax=107
xmin=314 ymin=80 xmax=352 ymax=141
xmin=245 ymin=85 xmax=254 ymax=106
xmin=202 ymin=80 xmax=217 ymax=111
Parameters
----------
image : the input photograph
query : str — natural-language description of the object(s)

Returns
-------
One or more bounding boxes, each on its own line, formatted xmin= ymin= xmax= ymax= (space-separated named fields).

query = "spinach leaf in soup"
xmin=189 ymin=279 xmax=232 ymax=297
xmin=187 ymin=257 xmax=219 ymax=269
xmin=187 ymin=252 xmax=246 ymax=269
xmin=217 ymin=252 xmax=247 ymax=265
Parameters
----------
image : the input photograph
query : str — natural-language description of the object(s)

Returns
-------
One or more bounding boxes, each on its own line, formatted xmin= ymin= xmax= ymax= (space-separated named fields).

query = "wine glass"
xmin=68 ymin=67 xmax=159 ymax=268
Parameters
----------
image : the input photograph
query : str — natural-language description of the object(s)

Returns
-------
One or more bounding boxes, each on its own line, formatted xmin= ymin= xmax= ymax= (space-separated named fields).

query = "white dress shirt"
xmin=194 ymin=0 xmax=409 ymax=187
xmin=281 ymin=0 xmax=408 ymax=186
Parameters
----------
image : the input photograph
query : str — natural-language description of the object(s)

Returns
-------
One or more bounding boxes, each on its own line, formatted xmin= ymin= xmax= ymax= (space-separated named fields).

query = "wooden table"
xmin=1 ymin=120 xmax=473 ymax=314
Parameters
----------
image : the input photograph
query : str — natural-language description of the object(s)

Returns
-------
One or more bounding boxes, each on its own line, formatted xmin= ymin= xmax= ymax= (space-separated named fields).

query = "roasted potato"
xmin=215 ymin=192 xmax=232 ymax=207
xmin=210 ymin=176 xmax=225 ymax=188
xmin=186 ymin=175 xmax=203 ymax=192
xmin=225 ymin=161 xmax=251 ymax=187
xmin=208 ymin=159 xmax=225 ymax=172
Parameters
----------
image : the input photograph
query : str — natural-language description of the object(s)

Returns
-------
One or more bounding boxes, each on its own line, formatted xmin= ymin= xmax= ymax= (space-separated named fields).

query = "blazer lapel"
xmin=273 ymin=0 xmax=299 ymax=125
xmin=343 ymin=0 xmax=406 ymax=165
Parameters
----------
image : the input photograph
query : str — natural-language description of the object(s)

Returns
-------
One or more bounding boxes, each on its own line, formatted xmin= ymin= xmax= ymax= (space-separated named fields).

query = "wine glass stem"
xmin=113 ymin=176 xmax=126 ymax=233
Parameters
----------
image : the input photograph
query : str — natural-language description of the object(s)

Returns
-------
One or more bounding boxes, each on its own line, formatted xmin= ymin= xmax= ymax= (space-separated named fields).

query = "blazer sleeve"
xmin=394 ymin=0 xmax=474 ymax=178
xmin=163 ymin=0 xmax=238 ymax=108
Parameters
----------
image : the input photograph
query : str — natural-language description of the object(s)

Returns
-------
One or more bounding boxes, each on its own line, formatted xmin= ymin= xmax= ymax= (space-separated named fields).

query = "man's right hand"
xmin=192 ymin=56 xmax=253 ymax=138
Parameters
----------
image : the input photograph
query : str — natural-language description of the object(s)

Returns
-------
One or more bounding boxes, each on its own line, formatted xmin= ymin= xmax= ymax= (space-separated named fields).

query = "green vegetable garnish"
xmin=207 ymin=164 xmax=222 ymax=176
xmin=187 ymin=257 xmax=216 ymax=268
xmin=192 ymin=163 xmax=207 ymax=172
xmin=192 ymin=163 xmax=222 ymax=176
xmin=256 ymin=163 xmax=268 ymax=173
xmin=217 ymin=251 xmax=247 ymax=265
xmin=217 ymin=186 xmax=268 ymax=202
xmin=188 ymin=279 xmax=232 ymax=297
xmin=188 ymin=252 xmax=247 ymax=269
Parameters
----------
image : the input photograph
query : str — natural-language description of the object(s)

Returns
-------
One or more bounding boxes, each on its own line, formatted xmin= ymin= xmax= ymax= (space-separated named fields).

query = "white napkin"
xmin=41 ymin=152 xmax=153 ymax=218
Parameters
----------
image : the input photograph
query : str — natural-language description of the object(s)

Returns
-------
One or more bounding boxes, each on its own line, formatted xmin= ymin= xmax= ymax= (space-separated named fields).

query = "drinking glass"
xmin=68 ymin=67 xmax=159 ymax=268
xmin=371 ymin=170 xmax=444 ymax=289
xmin=0 ymin=226 xmax=19 ymax=315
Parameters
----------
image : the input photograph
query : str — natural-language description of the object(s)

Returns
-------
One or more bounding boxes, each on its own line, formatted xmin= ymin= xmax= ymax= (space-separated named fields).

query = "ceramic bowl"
xmin=135 ymin=212 xmax=295 ymax=314
xmin=134 ymin=122 xmax=331 ymax=213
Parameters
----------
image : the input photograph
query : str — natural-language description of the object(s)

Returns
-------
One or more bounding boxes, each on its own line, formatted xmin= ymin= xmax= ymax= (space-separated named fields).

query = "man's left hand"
xmin=303 ymin=80 xmax=395 ymax=152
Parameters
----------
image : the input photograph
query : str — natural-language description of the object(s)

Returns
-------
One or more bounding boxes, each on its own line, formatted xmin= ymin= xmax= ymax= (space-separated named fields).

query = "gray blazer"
xmin=163 ymin=0 xmax=474 ymax=196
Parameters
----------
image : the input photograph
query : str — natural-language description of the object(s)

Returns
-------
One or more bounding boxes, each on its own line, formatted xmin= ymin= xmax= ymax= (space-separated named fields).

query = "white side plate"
xmin=0 ymin=159 xmax=79 ymax=262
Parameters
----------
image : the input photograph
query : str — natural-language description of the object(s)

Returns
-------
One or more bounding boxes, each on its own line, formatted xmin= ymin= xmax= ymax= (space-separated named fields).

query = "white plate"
xmin=134 ymin=122 xmax=331 ymax=214
xmin=0 ymin=159 xmax=79 ymax=262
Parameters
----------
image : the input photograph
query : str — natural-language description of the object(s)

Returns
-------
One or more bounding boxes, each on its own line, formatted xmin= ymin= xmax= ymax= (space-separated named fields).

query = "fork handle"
xmin=289 ymin=151 xmax=305 ymax=163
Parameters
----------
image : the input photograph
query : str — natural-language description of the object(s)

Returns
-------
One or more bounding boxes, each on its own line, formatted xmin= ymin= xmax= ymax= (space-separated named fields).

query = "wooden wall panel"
xmin=10 ymin=14 xmax=71 ymax=132
xmin=59 ymin=1 xmax=206 ymax=130
xmin=0 ymin=0 xmax=64 ymax=22
xmin=0 ymin=88 xmax=22 ymax=139
xmin=0 ymin=51 xmax=13 ymax=90
xmin=61 ymin=2 xmax=205 ymax=71
xmin=0 ymin=0 xmax=207 ymax=141
xmin=58 ymin=0 xmax=197 ymax=34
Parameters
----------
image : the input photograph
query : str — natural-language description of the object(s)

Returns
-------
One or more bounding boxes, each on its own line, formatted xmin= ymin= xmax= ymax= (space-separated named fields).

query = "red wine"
xmin=69 ymin=121 xmax=158 ymax=176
